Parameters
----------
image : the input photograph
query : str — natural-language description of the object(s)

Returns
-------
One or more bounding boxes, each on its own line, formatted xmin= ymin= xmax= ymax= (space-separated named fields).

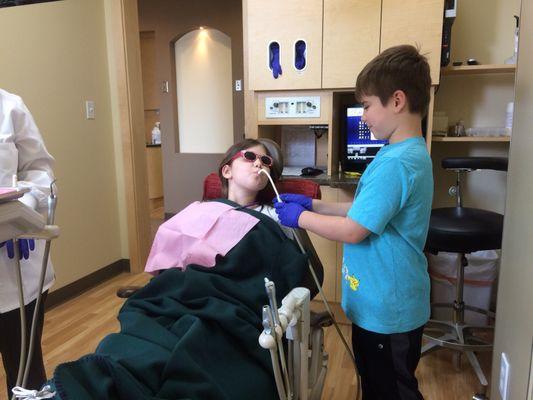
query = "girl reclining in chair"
xmin=144 ymin=139 xmax=294 ymax=276
xmin=37 ymin=139 xmax=311 ymax=400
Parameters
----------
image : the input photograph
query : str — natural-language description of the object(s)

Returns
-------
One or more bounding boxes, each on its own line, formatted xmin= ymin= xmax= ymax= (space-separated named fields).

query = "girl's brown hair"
xmin=218 ymin=139 xmax=279 ymax=202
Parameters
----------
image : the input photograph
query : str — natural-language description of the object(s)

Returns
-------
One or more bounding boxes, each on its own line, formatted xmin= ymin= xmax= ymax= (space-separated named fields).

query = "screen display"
xmin=345 ymin=106 xmax=388 ymax=163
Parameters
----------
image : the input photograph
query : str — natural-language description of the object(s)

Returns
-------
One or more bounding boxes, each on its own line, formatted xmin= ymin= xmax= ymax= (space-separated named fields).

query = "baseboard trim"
xmin=46 ymin=259 xmax=130 ymax=310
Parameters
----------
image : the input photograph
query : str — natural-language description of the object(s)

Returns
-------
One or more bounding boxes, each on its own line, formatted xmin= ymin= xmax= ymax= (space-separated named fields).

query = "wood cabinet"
xmin=322 ymin=0 xmax=381 ymax=89
xmin=307 ymin=186 xmax=356 ymax=302
xmin=245 ymin=0 xmax=323 ymax=90
xmin=146 ymin=146 xmax=163 ymax=200
xmin=245 ymin=0 xmax=443 ymax=90
xmin=308 ymin=186 xmax=339 ymax=301
xmin=381 ymin=0 xmax=445 ymax=85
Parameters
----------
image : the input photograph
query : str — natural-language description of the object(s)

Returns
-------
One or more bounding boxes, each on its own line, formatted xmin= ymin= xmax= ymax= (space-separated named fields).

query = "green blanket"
xmin=49 ymin=201 xmax=308 ymax=400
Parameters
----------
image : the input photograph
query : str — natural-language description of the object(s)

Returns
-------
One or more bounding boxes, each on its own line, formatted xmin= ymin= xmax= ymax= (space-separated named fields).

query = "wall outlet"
xmin=235 ymin=80 xmax=242 ymax=91
xmin=85 ymin=101 xmax=95 ymax=120
xmin=500 ymin=352 xmax=511 ymax=400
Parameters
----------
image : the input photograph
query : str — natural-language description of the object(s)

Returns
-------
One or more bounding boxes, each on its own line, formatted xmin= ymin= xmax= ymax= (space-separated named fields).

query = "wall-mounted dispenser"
xmin=294 ymin=40 xmax=306 ymax=71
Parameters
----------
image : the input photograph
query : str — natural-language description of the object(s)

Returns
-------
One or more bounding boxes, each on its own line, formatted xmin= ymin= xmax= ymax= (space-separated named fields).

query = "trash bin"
xmin=427 ymin=250 xmax=500 ymax=325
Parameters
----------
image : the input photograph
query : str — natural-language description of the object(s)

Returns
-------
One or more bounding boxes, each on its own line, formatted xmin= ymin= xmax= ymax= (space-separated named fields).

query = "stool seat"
xmin=426 ymin=207 xmax=504 ymax=253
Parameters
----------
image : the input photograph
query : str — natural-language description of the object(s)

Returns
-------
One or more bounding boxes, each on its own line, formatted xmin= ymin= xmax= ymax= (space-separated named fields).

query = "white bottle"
xmin=505 ymin=16 xmax=519 ymax=64
xmin=151 ymin=122 xmax=161 ymax=145
xmin=505 ymin=102 xmax=514 ymax=135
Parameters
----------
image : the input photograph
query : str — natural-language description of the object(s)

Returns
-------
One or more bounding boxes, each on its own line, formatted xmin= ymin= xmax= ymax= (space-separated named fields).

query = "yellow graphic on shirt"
xmin=342 ymin=263 xmax=359 ymax=291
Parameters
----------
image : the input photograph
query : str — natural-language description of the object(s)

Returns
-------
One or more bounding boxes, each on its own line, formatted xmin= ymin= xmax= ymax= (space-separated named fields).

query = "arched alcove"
xmin=174 ymin=28 xmax=234 ymax=153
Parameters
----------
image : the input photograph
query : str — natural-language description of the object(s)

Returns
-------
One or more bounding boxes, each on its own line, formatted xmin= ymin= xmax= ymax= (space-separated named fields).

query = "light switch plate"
xmin=85 ymin=101 xmax=95 ymax=120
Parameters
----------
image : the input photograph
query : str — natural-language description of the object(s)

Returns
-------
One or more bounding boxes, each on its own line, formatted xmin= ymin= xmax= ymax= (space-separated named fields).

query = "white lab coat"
xmin=0 ymin=88 xmax=56 ymax=313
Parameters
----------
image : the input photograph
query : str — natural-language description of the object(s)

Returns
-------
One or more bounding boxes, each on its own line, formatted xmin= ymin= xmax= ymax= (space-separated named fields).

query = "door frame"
xmin=108 ymin=0 xmax=151 ymax=273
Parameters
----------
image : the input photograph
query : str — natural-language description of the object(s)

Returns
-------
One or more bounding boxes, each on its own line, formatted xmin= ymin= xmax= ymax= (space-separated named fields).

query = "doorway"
xmin=136 ymin=0 xmax=245 ymax=218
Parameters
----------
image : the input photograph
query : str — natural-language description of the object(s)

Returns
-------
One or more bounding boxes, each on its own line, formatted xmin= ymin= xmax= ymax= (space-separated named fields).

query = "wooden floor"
xmin=0 ymin=271 xmax=492 ymax=400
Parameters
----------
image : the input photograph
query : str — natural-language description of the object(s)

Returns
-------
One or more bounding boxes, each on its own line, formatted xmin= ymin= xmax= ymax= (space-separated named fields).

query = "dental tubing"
xmin=11 ymin=181 xmax=58 ymax=400
xmin=258 ymin=169 xmax=282 ymax=203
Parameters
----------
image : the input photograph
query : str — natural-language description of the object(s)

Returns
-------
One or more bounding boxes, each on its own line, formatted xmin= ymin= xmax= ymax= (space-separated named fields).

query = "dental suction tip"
xmin=258 ymin=168 xmax=282 ymax=203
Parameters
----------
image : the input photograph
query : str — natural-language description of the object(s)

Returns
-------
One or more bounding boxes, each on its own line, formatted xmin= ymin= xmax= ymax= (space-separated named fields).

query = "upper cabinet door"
xmin=245 ymin=0 xmax=323 ymax=91
xmin=322 ymin=0 xmax=381 ymax=89
xmin=381 ymin=0 xmax=444 ymax=85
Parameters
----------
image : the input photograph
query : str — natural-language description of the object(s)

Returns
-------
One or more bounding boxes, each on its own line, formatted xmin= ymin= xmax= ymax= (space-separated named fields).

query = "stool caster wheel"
xmin=472 ymin=382 xmax=488 ymax=400
xmin=453 ymin=352 xmax=462 ymax=371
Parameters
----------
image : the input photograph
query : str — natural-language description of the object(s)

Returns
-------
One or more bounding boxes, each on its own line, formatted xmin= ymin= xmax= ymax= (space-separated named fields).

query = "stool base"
xmin=423 ymin=314 xmax=494 ymax=395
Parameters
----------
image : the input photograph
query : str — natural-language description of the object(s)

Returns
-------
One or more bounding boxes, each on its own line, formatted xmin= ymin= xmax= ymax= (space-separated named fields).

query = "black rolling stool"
xmin=422 ymin=157 xmax=507 ymax=399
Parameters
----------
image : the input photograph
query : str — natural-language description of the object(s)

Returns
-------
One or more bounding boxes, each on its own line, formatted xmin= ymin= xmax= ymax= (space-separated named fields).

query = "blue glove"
xmin=0 ymin=239 xmax=35 ymax=260
xmin=269 ymin=42 xmax=282 ymax=79
xmin=273 ymin=201 xmax=306 ymax=228
xmin=276 ymin=193 xmax=313 ymax=211
xmin=294 ymin=40 xmax=306 ymax=70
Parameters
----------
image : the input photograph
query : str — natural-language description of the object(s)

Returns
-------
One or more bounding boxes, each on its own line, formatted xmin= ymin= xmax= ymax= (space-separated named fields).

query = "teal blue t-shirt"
xmin=342 ymin=136 xmax=433 ymax=334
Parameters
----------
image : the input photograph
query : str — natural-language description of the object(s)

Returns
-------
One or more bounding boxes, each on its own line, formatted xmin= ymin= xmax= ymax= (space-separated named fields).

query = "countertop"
xmin=281 ymin=172 xmax=359 ymax=188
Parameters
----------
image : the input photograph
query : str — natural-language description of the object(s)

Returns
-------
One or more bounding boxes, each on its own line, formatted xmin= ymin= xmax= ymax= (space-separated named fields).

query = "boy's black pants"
xmin=0 ymin=293 xmax=47 ymax=399
xmin=352 ymin=323 xmax=425 ymax=400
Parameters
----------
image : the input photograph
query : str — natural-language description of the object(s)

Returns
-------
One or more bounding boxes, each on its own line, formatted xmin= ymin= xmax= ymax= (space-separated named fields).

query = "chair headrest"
xmin=203 ymin=173 xmax=321 ymax=201
xmin=442 ymin=157 xmax=508 ymax=172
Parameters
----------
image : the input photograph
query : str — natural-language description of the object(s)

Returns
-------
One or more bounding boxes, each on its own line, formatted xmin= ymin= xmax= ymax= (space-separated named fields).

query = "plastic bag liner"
xmin=427 ymin=250 xmax=500 ymax=324
xmin=427 ymin=250 xmax=500 ymax=286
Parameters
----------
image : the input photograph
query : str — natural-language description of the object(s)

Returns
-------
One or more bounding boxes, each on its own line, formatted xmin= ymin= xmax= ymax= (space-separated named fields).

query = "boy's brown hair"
xmin=354 ymin=44 xmax=431 ymax=117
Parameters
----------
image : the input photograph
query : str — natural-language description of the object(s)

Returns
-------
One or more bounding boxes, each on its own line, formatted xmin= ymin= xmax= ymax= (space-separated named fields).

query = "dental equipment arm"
xmin=260 ymin=283 xmax=311 ymax=400
xmin=20 ymin=180 xmax=58 ymax=390
xmin=1 ymin=181 xmax=59 ymax=399
xmin=265 ymin=278 xmax=292 ymax=399
xmin=260 ymin=305 xmax=287 ymax=400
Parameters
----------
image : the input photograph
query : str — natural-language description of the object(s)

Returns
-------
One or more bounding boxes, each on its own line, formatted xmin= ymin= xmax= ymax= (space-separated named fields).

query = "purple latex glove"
xmin=269 ymin=42 xmax=282 ymax=79
xmin=0 ymin=239 xmax=35 ymax=260
xmin=275 ymin=193 xmax=313 ymax=211
xmin=273 ymin=201 xmax=306 ymax=228
xmin=294 ymin=40 xmax=306 ymax=70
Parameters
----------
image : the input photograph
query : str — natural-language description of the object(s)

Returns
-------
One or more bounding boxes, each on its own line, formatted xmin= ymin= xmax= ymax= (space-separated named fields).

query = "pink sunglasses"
xmin=230 ymin=150 xmax=273 ymax=167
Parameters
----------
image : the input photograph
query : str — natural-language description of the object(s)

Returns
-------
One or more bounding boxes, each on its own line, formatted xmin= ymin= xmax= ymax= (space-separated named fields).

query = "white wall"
xmin=492 ymin=0 xmax=533 ymax=396
xmin=0 ymin=0 xmax=127 ymax=289
xmin=432 ymin=0 xmax=521 ymax=213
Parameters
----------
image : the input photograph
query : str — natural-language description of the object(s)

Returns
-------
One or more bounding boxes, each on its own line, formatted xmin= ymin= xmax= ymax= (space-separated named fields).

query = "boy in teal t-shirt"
xmin=274 ymin=44 xmax=433 ymax=399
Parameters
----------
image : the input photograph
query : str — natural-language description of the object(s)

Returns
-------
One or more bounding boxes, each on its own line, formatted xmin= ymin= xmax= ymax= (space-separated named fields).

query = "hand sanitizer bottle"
xmin=151 ymin=122 xmax=161 ymax=145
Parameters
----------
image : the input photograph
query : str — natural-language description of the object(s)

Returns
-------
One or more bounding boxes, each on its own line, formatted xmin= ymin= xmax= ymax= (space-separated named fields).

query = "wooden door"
xmin=322 ymin=0 xmax=381 ymax=89
xmin=381 ymin=0 xmax=444 ymax=85
xmin=245 ymin=0 xmax=323 ymax=90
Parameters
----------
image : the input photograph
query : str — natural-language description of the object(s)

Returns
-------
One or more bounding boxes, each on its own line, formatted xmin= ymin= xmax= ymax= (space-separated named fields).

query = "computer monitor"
xmin=341 ymin=104 xmax=388 ymax=173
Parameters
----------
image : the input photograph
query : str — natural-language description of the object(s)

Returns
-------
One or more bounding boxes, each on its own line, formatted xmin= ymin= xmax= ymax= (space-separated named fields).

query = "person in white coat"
xmin=0 ymin=88 xmax=55 ymax=397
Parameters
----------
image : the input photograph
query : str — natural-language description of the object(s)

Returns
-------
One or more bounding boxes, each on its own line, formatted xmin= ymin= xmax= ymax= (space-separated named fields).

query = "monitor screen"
xmin=342 ymin=105 xmax=388 ymax=172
